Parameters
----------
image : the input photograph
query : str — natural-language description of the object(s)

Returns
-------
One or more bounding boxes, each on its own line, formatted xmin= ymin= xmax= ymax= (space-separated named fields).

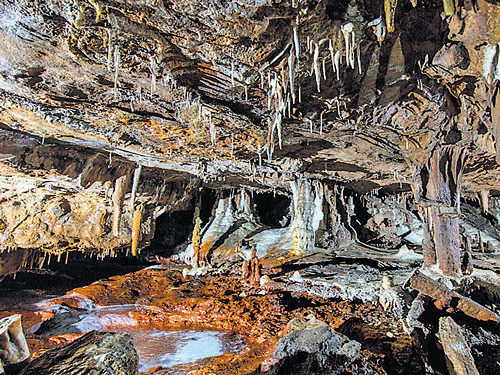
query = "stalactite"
xmin=231 ymin=61 xmax=235 ymax=87
xmin=442 ymin=0 xmax=458 ymax=16
xmin=89 ymin=0 xmax=103 ymax=23
xmin=357 ymin=45 xmax=362 ymax=75
xmin=334 ymin=51 xmax=341 ymax=80
xmin=245 ymin=85 xmax=248 ymax=102
xmin=130 ymin=164 xmax=142 ymax=211
xmin=482 ymin=43 xmax=499 ymax=84
xmin=320 ymin=111 xmax=323 ymax=135
xmin=149 ymin=55 xmax=159 ymax=97
xmin=288 ymin=51 xmax=295 ymax=103
xmin=480 ymin=190 xmax=489 ymax=214
xmin=293 ymin=26 xmax=300 ymax=59
xmin=322 ymin=58 xmax=327 ymax=81
xmin=341 ymin=23 xmax=355 ymax=69
xmin=131 ymin=204 xmax=143 ymax=256
xmin=385 ymin=0 xmax=398 ymax=33
xmin=329 ymin=39 xmax=336 ymax=79
xmin=113 ymin=46 xmax=120 ymax=99
xmin=313 ymin=43 xmax=321 ymax=92
xmin=287 ymin=94 xmax=291 ymax=118
xmin=112 ymin=174 xmax=129 ymax=237
xmin=209 ymin=110 xmax=216 ymax=146
xmin=106 ymin=30 xmax=113 ymax=72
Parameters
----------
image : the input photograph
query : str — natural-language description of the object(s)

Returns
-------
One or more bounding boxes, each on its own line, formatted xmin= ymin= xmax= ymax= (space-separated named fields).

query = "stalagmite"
xmin=112 ymin=174 xmax=129 ymax=237
xmin=130 ymin=164 xmax=142 ymax=211
xmin=313 ymin=43 xmax=321 ymax=92
xmin=131 ymin=204 xmax=143 ymax=257
xmin=241 ymin=259 xmax=250 ymax=279
xmin=191 ymin=216 xmax=202 ymax=268
xmin=249 ymin=245 xmax=261 ymax=285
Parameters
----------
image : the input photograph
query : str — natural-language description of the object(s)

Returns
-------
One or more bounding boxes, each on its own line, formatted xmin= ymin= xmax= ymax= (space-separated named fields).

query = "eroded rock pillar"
xmin=419 ymin=145 xmax=468 ymax=276
xmin=289 ymin=179 xmax=324 ymax=256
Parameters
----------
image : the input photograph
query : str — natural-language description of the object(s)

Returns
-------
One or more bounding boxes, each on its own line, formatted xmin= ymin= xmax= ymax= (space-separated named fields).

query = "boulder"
xmin=261 ymin=314 xmax=360 ymax=374
xmin=18 ymin=331 xmax=138 ymax=375
xmin=0 ymin=314 xmax=30 ymax=374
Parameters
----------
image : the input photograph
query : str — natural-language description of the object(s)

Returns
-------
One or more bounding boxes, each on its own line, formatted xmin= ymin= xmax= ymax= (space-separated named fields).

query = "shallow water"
xmin=105 ymin=327 xmax=248 ymax=372
xmin=34 ymin=300 xmax=248 ymax=372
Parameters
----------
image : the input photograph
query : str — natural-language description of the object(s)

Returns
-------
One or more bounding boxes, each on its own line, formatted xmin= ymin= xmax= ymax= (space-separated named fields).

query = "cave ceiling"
xmin=1 ymin=0 xmax=500 ymax=257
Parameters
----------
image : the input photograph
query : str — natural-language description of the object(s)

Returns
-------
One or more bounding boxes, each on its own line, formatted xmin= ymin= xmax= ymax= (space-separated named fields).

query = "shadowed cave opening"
xmin=145 ymin=188 xmax=219 ymax=257
xmin=253 ymin=191 xmax=292 ymax=228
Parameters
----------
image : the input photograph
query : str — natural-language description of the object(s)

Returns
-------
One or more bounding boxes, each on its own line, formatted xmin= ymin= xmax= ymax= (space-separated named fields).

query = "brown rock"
xmin=439 ymin=317 xmax=480 ymax=375
xmin=19 ymin=331 xmax=138 ymax=375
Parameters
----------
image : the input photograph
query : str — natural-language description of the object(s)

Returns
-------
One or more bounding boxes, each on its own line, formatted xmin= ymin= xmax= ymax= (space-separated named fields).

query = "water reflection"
xmin=34 ymin=301 xmax=248 ymax=372
xmin=107 ymin=327 xmax=247 ymax=372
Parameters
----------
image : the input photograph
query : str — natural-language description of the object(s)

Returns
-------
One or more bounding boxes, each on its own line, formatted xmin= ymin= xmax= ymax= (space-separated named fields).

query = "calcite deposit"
xmin=1 ymin=0 xmax=500 ymax=373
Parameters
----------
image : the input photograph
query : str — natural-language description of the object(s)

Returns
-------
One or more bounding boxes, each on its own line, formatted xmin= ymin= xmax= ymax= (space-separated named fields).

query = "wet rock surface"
xmin=1 ymin=0 xmax=500 ymax=374
xmin=18 ymin=330 xmax=139 ymax=375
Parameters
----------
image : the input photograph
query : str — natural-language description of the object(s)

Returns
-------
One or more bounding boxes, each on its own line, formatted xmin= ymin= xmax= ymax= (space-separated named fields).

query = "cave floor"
xmin=0 ymin=252 xmax=499 ymax=374
xmin=0 ymin=257 xmax=427 ymax=375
